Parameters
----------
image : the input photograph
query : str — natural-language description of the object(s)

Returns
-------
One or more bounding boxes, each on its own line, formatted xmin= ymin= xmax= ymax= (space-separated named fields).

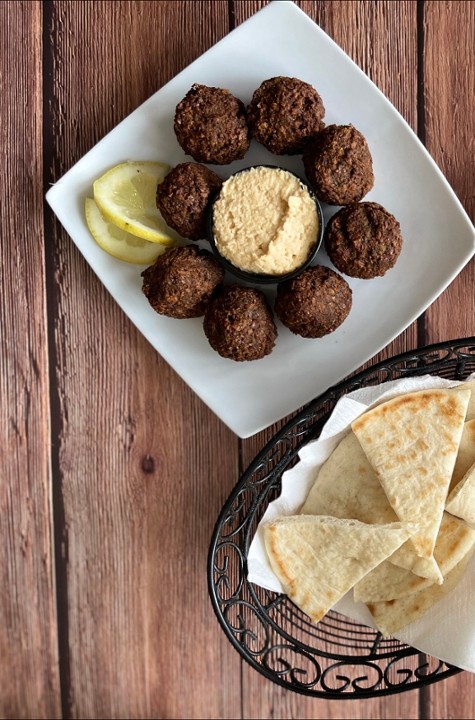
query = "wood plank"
xmin=423 ymin=670 xmax=475 ymax=720
xmin=0 ymin=1 xmax=61 ymax=718
xmin=45 ymin=2 xmax=241 ymax=717
xmin=420 ymin=0 xmax=475 ymax=346
xmin=417 ymin=2 xmax=475 ymax=718
xmin=235 ymin=1 xmax=420 ymax=717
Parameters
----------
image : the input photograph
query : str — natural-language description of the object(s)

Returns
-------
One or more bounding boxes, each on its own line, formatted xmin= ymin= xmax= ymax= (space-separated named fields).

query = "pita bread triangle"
xmin=388 ymin=541 xmax=442 ymax=582
xmin=300 ymin=431 xmax=442 ymax=582
xmin=380 ymin=416 xmax=475 ymax=581
xmin=454 ymin=379 xmax=475 ymax=422
xmin=354 ymin=512 xmax=475 ymax=602
xmin=449 ymin=419 xmax=475 ymax=492
xmin=300 ymin=431 xmax=396 ymax=523
xmin=352 ymin=388 xmax=470 ymax=561
xmin=366 ymin=546 xmax=475 ymax=637
xmin=264 ymin=515 xmax=411 ymax=624
xmin=446 ymin=461 xmax=475 ymax=526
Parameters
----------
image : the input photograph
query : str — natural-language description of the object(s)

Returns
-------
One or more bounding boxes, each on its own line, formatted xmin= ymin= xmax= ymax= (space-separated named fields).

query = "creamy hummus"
xmin=212 ymin=166 xmax=319 ymax=276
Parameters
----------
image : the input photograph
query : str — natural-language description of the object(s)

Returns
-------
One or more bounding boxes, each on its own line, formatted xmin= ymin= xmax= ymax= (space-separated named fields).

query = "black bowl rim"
xmin=205 ymin=164 xmax=325 ymax=285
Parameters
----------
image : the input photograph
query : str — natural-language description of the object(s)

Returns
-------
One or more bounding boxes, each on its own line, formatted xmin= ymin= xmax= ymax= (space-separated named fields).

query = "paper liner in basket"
xmin=247 ymin=373 xmax=475 ymax=674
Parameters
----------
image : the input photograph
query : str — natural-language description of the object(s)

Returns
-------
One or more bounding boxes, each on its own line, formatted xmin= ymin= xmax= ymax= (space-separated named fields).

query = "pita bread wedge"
xmin=300 ymin=432 xmax=442 ymax=583
xmin=388 ymin=546 xmax=442 ymax=582
xmin=452 ymin=379 xmax=475 ymax=421
xmin=446 ymin=461 xmax=475 ymax=526
xmin=352 ymin=388 xmax=470 ymax=561
xmin=449 ymin=419 xmax=475 ymax=492
xmin=300 ymin=432 xmax=397 ymax=523
xmin=390 ymin=419 xmax=475 ymax=582
xmin=264 ymin=515 xmax=411 ymax=624
xmin=367 ymin=546 xmax=475 ymax=637
xmin=354 ymin=562 xmax=431 ymax=603
xmin=354 ymin=512 xmax=475 ymax=602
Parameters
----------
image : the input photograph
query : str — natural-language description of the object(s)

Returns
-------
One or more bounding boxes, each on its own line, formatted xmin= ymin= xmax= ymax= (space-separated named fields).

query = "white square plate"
xmin=46 ymin=0 xmax=475 ymax=438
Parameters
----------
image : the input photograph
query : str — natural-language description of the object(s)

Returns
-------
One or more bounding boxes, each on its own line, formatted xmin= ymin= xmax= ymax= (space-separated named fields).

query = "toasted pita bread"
xmin=453 ymin=379 xmax=475 ymax=422
xmin=446 ymin=461 xmax=475 ymax=527
xmin=300 ymin=431 xmax=442 ymax=582
xmin=449 ymin=419 xmax=475 ymax=492
xmin=300 ymin=432 xmax=397 ymax=524
xmin=352 ymin=388 xmax=470 ymax=561
xmin=354 ymin=562 xmax=431 ymax=603
xmin=389 ymin=418 xmax=475 ymax=581
xmin=366 ymin=546 xmax=474 ymax=637
xmin=388 ymin=545 xmax=442 ymax=581
xmin=354 ymin=512 xmax=475 ymax=602
xmin=264 ymin=515 xmax=411 ymax=624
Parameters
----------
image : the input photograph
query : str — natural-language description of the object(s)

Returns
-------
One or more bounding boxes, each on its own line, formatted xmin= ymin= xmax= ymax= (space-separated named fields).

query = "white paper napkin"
xmin=247 ymin=374 xmax=475 ymax=673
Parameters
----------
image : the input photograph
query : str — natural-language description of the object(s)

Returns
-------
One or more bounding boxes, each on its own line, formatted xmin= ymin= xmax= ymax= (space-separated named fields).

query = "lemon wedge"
xmin=85 ymin=198 xmax=169 ymax=264
xmin=93 ymin=161 xmax=178 ymax=244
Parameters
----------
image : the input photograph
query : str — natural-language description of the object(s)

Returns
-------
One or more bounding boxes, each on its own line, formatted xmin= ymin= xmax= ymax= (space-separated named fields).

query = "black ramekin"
xmin=206 ymin=165 xmax=324 ymax=285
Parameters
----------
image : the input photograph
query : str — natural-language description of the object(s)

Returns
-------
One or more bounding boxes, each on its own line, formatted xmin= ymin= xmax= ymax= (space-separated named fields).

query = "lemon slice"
xmin=93 ymin=161 xmax=178 ymax=244
xmin=85 ymin=198 xmax=169 ymax=264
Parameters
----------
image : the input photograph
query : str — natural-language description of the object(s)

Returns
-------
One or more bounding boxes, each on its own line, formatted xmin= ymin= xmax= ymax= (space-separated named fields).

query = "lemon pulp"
xmin=93 ymin=161 xmax=179 ymax=245
xmin=85 ymin=198 xmax=169 ymax=264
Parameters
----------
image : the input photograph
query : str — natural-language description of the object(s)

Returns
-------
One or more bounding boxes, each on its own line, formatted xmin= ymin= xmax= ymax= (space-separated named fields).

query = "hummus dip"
xmin=212 ymin=166 xmax=319 ymax=276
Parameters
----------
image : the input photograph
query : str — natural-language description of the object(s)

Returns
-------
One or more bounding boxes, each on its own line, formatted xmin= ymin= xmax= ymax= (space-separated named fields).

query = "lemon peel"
xmin=85 ymin=198 xmax=169 ymax=264
xmin=93 ymin=161 xmax=179 ymax=245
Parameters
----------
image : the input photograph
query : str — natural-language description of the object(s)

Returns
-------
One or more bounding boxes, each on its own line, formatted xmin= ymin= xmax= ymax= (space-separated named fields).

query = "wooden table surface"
xmin=2 ymin=0 xmax=475 ymax=717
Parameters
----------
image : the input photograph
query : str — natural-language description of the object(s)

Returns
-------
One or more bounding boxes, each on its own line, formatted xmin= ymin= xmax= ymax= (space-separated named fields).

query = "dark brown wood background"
xmin=2 ymin=1 xmax=475 ymax=717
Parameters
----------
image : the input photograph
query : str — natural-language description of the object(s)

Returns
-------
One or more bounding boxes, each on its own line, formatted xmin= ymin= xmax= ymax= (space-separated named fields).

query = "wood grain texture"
xmin=424 ymin=670 xmax=475 ymax=720
xmin=420 ymin=0 xmax=475 ymax=346
xmin=45 ymin=2 xmax=240 ymax=718
xmin=0 ymin=2 xmax=61 ymax=718
xmin=2 ymin=0 xmax=475 ymax=717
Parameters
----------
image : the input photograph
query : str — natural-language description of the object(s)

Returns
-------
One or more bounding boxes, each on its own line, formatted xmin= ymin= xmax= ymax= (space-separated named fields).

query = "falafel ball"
xmin=156 ymin=163 xmax=222 ymax=241
xmin=203 ymin=285 xmax=277 ymax=361
xmin=141 ymin=245 xmax=224 ymax=319
xmin=174 ymin=84 xmax=251 ymax=165
xmin=247 ymin=76 xmax=325 ymax=155
xmin=274 ymin=265 xmax=352 ymax=338
xmin=303 ymin=124 xmax=374 ymax=205
xmin=324 ymin=202 xmax=403 ymax=279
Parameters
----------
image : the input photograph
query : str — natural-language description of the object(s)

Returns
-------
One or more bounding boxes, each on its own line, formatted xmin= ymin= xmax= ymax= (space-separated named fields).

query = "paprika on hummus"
xmin=212 ymin=166 xmax=319 ymax=276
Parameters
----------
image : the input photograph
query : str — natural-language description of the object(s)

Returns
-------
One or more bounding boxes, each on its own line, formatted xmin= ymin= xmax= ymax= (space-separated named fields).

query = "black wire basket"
xmin=208 ymin=337 xmax=475 ymax=698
